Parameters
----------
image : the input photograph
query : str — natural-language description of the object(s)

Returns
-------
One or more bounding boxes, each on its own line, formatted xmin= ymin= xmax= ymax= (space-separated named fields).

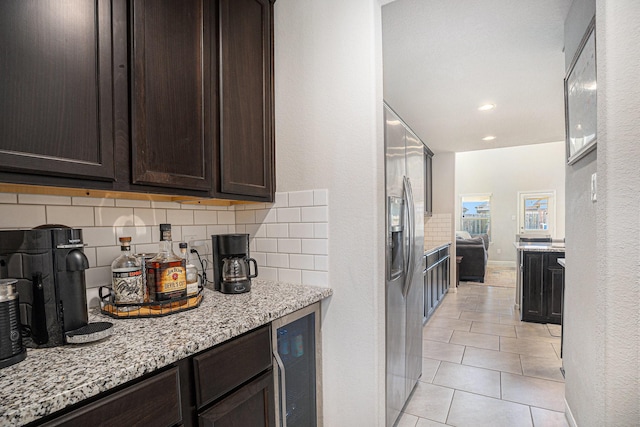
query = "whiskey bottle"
xmin=179 ymin=242 xmax=201 ymax=296
xmin=111 ymin=237 xmax=144 ymax=309
xmin=147 ymin=224 xmax=187 ymax=302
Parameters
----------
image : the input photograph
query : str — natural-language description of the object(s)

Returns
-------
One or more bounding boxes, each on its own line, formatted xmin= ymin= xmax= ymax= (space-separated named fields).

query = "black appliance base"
xmin=220 ymin=280 xmax=252 ymax=294
xmin=0 ymin=348 xmax=26 ymax=369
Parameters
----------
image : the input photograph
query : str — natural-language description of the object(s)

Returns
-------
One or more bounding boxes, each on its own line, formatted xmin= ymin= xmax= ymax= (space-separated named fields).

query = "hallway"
xmin=397 ymin=281 xmax=568 ymax=427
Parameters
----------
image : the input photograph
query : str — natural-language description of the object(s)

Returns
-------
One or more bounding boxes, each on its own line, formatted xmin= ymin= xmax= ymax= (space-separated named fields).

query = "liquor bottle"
xmin=111 ymin=237 xmax=144 ymax=309
xmin=179 ymin=242 xmax=200 ymax=296
xmin=147 ymin=224 xmax=187 ymax=302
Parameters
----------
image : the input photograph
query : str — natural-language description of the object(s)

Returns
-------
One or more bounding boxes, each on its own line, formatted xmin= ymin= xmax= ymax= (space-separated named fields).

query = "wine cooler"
xmin=272 ymin=302 xmax=322 ymax=427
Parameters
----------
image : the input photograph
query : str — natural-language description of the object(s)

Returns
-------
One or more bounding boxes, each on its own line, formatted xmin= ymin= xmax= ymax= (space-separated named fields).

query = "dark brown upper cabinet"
xmin=214 ymin=0 xmax=275 ymax=202
xmin=0 ymin=0 xmax=117 ymax=181
xmin=130 ymin=0 xmax=212 ymax=192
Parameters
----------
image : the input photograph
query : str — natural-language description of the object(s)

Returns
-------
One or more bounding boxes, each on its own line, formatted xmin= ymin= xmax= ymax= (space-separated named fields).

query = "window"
xmin=518 ymin=191 xmax=556 ymax=236
xmin=460 ymin=194 xmax=491 ymax=238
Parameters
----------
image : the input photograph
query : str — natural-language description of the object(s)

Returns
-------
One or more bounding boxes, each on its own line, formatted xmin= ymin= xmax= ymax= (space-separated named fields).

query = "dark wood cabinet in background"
xmin=214 ymin=0 xmax=275 ymax=201
xmin=0 ymin=0 xmax=275 ymax=202
xmin=424 ymin=245 xmax=450 ymax=322
xmin=130 ymin=0 xmax=213 ymax=192
xmin=522 ymin=251 xmax=565 ymax=324
xmin=0 ymin=0 xmax=117 ymax=182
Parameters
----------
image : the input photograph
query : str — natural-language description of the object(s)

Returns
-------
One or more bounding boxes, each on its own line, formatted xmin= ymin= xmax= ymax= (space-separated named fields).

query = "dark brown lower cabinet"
xmin=199 ymin=370 xmax=274 ymax=427
xmin=33 ymin=325 xmax=275 ymax=427
xmin=424 ymin=246 xmax=450 ymax=322
xmin=522 ymin=251 xmax=565 ymax=325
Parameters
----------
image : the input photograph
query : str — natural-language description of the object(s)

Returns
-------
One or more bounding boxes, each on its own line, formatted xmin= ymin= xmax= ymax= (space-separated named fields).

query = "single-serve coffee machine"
xmin=212 ymin=234 xmax=258 ymax=294
xmin=0 ymin=227 xmax=112 ymax=348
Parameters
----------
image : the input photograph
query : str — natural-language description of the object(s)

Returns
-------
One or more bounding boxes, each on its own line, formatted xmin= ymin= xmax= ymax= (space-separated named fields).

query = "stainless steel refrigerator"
xmin=384 ymin=102 xmax=425 ymax=427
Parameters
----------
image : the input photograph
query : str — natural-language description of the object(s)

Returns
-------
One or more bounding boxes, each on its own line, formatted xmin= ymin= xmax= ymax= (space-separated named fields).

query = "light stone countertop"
xmin=513 ymin=242 xmax=566 ymax=253
xmin=0 ymin=280 xmax=332 ymax=426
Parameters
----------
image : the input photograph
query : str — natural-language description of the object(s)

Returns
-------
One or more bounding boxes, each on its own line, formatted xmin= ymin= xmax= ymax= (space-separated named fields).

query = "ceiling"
xmin=382 ymin=0 xmax=573 ymax=154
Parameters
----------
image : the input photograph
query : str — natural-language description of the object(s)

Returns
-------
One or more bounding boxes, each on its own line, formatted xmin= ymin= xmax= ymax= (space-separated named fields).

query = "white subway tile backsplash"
xmin=302 ymin=271 xmax=328 ymax=287
xmin=167 ymin=209 xmax=194 ymax=225
xmin=151 ymin=201 xmax=181 ymax=209
xmin=0 ymin=205 xmax=46 ymax=228
xmin=94 ymin=207 xmax=133 ymax=227
xmin=84 ymin=247 xmax=97 ymax=268
xmin=182 ymin=203 xmax=206 ymax=210
xmin=116 ymin=199 xmax=151 ymax=208
xmin=314 ymin=255 xmax=328 ymax=272
xmin=96 ymin=246 xmax=121 ymax=267
xmin=278 ymin=239 xmax=301 ymax=254
xmin=83 ymin=227 xmax=118 ymax=247
xmin=245 ymin=224 xmax=263 ymax=238
xmin=134 ymin=208 xmax=167 ymax=226
xmin=288 ymin=190 xmax=314 ymax=207
xmin=314 ymin=189 xmax=328 ymax=206
xmin=85 ymin=266 xmax=111 ymax=289
xmin=49 ymin=206 xmax=95 ymax=227
xmin=216 ymin=211 xmax=235 ymax=225
xmin=267 ymin=253 xmax=289 ymax=268
xmin=290 ymin=254 xmax=315 ymax=270
xmin=259 ymin=267 xmax=278 ymax=281
xmin=19 ymin=194 xmax=71 ymax=205
xmin=255 ymin=208 xmax=276 ymax=224
xmin=278 ymin=269 xmax=301 ymax=284
xmin=256 ymin=238 xmax=278 ymax=253
xmin=133 ymin=243 xmax=159 ymax=255
xmin=208 ymin=225 xmax=231 ymax=235
xmin=301 ymin=239 xmax=328 ymax=255
xmin=118 ymin=226 xmax=153 ymax=244
xmin=301 ymin=206 xmax=328 ymax=222
xmin=274 ymin=192 xmax=288 ymax=208
xmin=206 ymin=205 xmax=231 ymax=211
xmin=182 ymin=226 xmax=208 ymax=242
xmin=236 ymin=210 xmax=256 ymax=224
xmin=266 ymin=223 xmax=288 ymax=238
xmin=194 ymin=210 xmax=218 ymax=225
xmin=289 ymin=223 xmax=314 ymax=238
xmin=72 ymin=197 xmax=115 ymax=207
xmin=277 ymin=207 xmax=301 ymax=223
xmin=0 ymin=193 xmax=18 ymax=204
xmin=314 ymin=223 xmax=328 ymax=239
xmin=253 ymin=252 xmax=267 ymax=266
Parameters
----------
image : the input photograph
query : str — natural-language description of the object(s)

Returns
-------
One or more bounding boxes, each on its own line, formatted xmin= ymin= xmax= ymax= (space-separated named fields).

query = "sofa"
xmin=455 ymin=231 xmax=489 ymax=283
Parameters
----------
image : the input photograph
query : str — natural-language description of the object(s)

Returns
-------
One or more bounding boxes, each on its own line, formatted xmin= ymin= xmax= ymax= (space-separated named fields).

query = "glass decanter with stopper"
xmin=111 ymin=236 xmax=144 ymax=310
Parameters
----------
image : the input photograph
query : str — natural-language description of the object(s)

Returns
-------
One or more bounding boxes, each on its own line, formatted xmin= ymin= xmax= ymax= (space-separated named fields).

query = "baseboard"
xmin=488 ymin=260 xmax=517 ymax=268
xmin=565 ymin=399 xmax=578 ymax=427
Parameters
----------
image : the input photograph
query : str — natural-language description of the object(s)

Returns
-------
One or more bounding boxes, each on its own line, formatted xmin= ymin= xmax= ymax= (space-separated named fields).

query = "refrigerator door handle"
xmin=402 ymin=176 xmax=414 ymax=297
xmin=273 ymin=352 xmax=288 ymax=427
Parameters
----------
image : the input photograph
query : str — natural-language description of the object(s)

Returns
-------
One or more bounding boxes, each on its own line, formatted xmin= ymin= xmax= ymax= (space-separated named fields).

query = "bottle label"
xmin=112 ymin=269 xmax=144 ymax=303
xmin=149 ymin=265 xmax=187 ymax=300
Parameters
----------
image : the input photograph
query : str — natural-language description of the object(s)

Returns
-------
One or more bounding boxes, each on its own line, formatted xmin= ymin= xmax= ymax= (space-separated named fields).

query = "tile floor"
xmin=397 ymin=282 xmax=568 ymax=427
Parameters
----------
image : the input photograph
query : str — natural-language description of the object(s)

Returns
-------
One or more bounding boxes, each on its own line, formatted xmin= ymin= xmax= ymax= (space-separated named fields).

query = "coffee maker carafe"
xmin=212 ymin=234 xmax=258 ymax=294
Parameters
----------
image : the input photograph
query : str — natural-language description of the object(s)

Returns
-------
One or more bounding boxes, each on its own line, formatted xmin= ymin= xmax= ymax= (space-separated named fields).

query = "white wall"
xmin=274 ymin=0 xmax=386 ymax=425
xmin=455 ymin=142 xmax=566 ymax=263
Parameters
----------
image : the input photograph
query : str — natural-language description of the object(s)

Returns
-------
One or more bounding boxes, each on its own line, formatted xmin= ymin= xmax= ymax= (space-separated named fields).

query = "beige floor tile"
xmin=460 ymin=310 xmax=501 ymax=324
xmin=396 ymin=412 xmax=419 ymax=427
xmin=431 ymin=308 xmax=462 ymax=320
xmin=500 ymin=337 xmax=559 ymax=359
xmin=530 ymin=407 xmax=569 ymax=427
xmin=501 ymin=372 xmax=565 ymax=412
xmin=462 ymin=346 xmax=523 ymax=375
xmin=433 ymin=361 xmax=501 ymax=398
xmin=423 ymin=326 xmax=454 ymax=343
xmin=471 ymin=321 xmax=517 ymax=337
xmin=403 ymin=382 xmax=454 ymax=423
xmin=499 ymin=313 xmax=526 ymax=326
xmin=416 ymin=418 xmax=449 ymax=427
xmin=449 ymin=330 xmax=500 ymax=351
xmin=420 ymin=357 xmax=441 ymax=383
xmin=547 ymin=324 xmax=562 ymax=337
xmin=422 ymin=341 xmax=466 ymax=363
xmin=447 ymin=390 xmax=533 ymax=427
xmin=521 ymin=354 xmax=565 ymax=382
xmin=551 ymin=342 xmax=562 ymax=359
xmin=425 ymin=316 xmax=472 ymax=332
xmin=515 ymin=325 xmax=560 ymax=343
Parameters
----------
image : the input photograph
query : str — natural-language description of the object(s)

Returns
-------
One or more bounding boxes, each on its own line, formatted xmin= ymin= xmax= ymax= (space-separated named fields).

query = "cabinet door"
xmin=522 ymin=252 xmax=546 ymax=323
xmin=0 ymin=0 xmax=116 ymax=181
xmin=215 ymin=0 xmax=275 ymax=201
xmin=199 ymin=370 xmax=274 ymax=427
xmin=545 ymin=253 xmax=565 ymax=325
xmin=131 ymin=0 xmax=212 ymax=191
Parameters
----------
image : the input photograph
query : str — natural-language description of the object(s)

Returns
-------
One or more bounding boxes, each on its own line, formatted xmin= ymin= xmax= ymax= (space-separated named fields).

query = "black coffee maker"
xmin=212 ymin=234 xmax=258 ymax=294
xmin=0 ymin=227 xmax=112 ymax=347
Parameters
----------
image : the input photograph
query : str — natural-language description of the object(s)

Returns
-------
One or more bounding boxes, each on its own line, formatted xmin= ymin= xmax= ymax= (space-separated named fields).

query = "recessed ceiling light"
xmin=478 ymin=104 xmax=496 ymax=111
xmin=482 ymin=136 xmax=496 ymax=141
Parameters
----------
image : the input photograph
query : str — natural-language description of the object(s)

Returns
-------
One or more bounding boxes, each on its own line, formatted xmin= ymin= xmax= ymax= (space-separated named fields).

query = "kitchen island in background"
xmin=0 ymin=281 xmax=332 ymax=426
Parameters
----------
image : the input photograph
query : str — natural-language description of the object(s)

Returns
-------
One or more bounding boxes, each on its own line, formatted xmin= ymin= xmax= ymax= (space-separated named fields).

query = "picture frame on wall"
xmin=565 ymin=18 xmax=597 ymax=165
